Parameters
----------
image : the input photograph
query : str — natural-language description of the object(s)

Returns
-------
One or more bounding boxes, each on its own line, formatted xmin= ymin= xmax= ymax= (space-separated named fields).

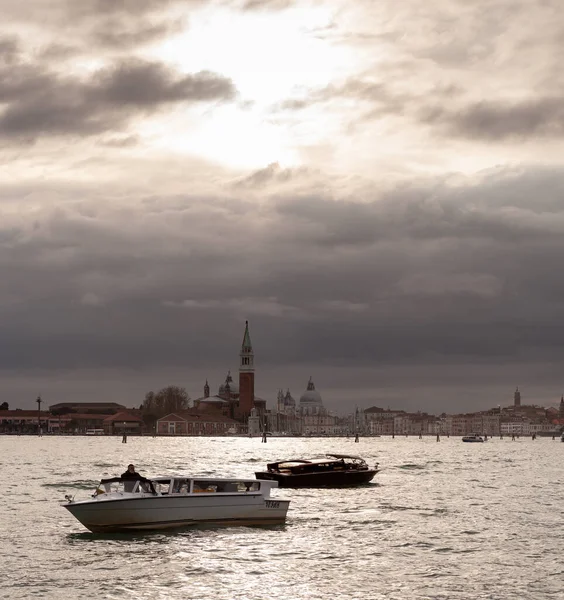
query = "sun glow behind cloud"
xmin=144 ymin=104 xmax=300 ymax=168
xmin=149 ymin=4 xmax=354 ymax=169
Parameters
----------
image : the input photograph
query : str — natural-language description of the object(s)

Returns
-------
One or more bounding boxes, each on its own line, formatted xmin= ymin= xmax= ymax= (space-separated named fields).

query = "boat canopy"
xmin=267 ymin=454 xmax=368 ymax=471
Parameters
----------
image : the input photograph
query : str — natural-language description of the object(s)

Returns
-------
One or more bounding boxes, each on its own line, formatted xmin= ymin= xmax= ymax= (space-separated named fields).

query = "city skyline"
xmin=2 ymin=1 xmax=564 ymax=412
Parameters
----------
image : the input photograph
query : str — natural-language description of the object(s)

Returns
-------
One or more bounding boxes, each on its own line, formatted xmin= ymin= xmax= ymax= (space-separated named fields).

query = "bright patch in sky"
xmin=159 ymin=6 xmax=348 ymax=100
xmin=147 ymin=105 xmax=300 ymax=168
xmin=151 ymin=5 xmax=352 ymax=168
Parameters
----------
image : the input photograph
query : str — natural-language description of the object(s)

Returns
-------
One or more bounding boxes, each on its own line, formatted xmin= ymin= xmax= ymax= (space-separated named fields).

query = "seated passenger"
xmin=172 ymin=480 xmax=188 ymax=494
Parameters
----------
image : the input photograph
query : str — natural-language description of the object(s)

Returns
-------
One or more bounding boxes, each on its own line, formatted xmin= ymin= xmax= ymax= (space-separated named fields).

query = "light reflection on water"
xmin=0 ymin=436 xmax=563 ymax=599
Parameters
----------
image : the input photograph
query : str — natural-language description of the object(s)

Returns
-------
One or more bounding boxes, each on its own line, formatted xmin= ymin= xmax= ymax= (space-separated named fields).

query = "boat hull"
xmin=254 ymin=469 xmax=378 ymax=488
xmin=64 ymin=494 xmax=289 ymax=533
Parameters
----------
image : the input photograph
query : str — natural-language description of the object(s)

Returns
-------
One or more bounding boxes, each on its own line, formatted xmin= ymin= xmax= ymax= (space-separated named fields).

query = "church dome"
xmin=219 ymin=371 xmax=239 ymax=395
xmin=299 ymin=377 xmax=323 ymax=405
xmin=219 ymin=382 xmax=239 ymax=395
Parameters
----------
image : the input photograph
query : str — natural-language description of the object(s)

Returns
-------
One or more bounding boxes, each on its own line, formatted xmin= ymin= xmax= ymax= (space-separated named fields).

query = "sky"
xmin=2 ymin=0 xmax=564 ymax=414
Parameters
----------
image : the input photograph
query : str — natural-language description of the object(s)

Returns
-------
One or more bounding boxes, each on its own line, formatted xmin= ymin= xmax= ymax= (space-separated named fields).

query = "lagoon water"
xmin=0 ymin=436 xmax=562 ymax=600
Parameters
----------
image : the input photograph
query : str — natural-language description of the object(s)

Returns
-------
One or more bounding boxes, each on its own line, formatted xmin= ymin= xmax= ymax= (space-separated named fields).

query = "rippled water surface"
xmin=0 ymin=436 xmax=562 ymax=599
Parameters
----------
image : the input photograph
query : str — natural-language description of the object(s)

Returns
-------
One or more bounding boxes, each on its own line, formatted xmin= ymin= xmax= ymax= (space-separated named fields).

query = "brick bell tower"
xmin=238 ymin=320 xmax=255 ymax=417
xmin=514 ymin=386 xmax=521 ymax=407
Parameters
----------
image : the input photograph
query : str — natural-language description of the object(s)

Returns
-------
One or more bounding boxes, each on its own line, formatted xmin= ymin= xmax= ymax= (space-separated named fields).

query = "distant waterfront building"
xmin=299 ymin=377 xmax=324 ymax=416
xmin=48 ymin=402 xmax=126 ymax=414
xmin=247 ymin=407 xmax=262 ymax=437
xmin=277 ymin=389 xmax=296 ymax=416
xmin=272 ymin=389 xmax=301 ymax=434
xmin=156 ymin=411 xmax=239 ymax=435
xmin=295 ymin=377 xmax=342 ymax=434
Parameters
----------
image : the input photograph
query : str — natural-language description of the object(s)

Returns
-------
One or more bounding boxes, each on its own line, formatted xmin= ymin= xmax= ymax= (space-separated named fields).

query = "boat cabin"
xmin=267 ymin=454 xmax=371 ymax=475
xmin=97 ymin=477 xmax=265 ymax=497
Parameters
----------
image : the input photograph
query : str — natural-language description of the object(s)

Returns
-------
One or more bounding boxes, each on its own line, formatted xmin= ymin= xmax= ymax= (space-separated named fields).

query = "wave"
xmin=43 ymin=480 xmax=96 ymax=490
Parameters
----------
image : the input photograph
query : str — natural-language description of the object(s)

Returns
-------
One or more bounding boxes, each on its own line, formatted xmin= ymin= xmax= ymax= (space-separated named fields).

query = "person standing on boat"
xmin=121 ymin=464 xmax=140 ymax=478
xmin=120 ymin=464 xmax=156 ymax=494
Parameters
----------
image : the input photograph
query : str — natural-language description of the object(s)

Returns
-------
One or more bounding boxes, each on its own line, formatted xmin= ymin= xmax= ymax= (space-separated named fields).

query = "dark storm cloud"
xmin=0 ymin=58 xmax=236 ymax=139
xmin=274 ymin=183 xmax=564 ymax=248
xmin=2 ymin=165 xmax=564 ymax=381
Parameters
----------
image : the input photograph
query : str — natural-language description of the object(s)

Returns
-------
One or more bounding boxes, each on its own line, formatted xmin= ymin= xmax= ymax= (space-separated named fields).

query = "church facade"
xmin=192 ymin=321 xmax=267 ymax=423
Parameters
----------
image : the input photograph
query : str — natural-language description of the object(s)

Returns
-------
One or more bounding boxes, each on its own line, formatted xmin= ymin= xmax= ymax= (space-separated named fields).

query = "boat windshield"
xmin=98 ymin=479 xmax=155 ymax=495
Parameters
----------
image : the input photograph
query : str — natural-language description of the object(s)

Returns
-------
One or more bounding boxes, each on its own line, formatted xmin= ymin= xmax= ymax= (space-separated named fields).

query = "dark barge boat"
xmin=255 ymin=454 xmax=379 ymax=488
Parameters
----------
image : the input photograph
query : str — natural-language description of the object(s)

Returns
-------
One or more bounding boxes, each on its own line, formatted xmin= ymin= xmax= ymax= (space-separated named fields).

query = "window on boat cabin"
xmin=155 ymin=480 xmax=171 ymax=495
xmin=193 ymin=480 xmax=219 ymax=493
xmin=235 ymin=481 xmax=260 ymax=493
xmin=192 ymin=480 xmax=261 ymax=493
xmin=172 ymin=478 xmax=189 ymax=494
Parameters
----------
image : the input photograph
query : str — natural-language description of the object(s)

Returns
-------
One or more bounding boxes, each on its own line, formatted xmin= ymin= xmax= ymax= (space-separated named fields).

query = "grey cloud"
xmin=0 ymin=36 xmax=20 ymax=64
xmin=2 ymin=165 xmax=564 ymax=377
xmin=67 ymin=0 xmax=184 ymax=18
xmin=3 ymin=164 xmax=564 ymax=412
xmin=237 ymin=0 xmax=294 ymax=11
xmin=275 ymin=77 xmax=434 ymax=123
xmin=38 ymin=44 xmax=80 ymax=60
xmin=98 ymin=134 xmax=140 ymax=147
xmin=0 ymin=58 xmax=236 ymax=139
xmin=91 ymin=16 xmax=186 ymax=50
xmin=279 ymin=79 xmax=564 ymax=142
xmin=274 ymin=175 xmax=564 ymax=250
xmin=421 ymin=97 xmax=564 ymax=140
xmin=233 ymin=162 xmax=316 ymax=188
xmin=92 ymin=61 xmax=236 ymax=106
xmin=2 ymin=1 xmax=203 ymax=55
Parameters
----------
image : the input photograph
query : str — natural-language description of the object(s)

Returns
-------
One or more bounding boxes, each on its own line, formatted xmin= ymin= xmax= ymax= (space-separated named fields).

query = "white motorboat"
xmin=63 ymin=475 xmax=290 ymax=533
xmin=462 ymin=434 xmax=485 ymax=443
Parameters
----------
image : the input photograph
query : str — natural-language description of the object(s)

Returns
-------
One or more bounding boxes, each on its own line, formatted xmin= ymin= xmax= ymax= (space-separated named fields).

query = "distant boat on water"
xmin=462 ymin=434 xmax=485 ymax=443
xmin=255 ymin=454 xmax=379 ymax=488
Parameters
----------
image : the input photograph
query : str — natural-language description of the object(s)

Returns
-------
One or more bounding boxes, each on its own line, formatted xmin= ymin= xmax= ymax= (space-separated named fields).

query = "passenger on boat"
xmin=121 ymin=464 xmax=139 ymax=478
xmin=120 ymin=464 xmax=157 ymax=494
